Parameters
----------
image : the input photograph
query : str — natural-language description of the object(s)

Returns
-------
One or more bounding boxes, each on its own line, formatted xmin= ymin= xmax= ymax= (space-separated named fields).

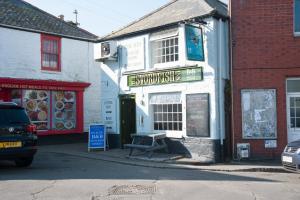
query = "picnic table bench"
xmin=124 ymin=133 xmax=168 ymax=158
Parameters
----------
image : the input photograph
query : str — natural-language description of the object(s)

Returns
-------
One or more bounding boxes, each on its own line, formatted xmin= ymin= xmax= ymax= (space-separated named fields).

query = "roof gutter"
xmin=0 ymin=24 xmax=98 ymax=43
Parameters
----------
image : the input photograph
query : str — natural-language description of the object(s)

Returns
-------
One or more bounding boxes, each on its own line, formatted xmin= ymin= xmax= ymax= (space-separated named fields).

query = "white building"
xmin=97 ymin=0 xmax=229 ymax=163
xmin=0 ymin=0 xmax=101 ymax=135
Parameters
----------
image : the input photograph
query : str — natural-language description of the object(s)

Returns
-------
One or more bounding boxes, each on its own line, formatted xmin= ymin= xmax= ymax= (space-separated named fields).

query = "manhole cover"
xmin=108 ymin=185 xmax=156 ymax=195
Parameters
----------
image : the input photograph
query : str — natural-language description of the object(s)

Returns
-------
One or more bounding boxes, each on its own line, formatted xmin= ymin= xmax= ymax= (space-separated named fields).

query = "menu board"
xmin=52 ymin=91 xmax=76 ymax=130
xmin=23 ymin=90 xmax=50 ymax=130
xmin=186 ymin=93 xmax=210 ymax=137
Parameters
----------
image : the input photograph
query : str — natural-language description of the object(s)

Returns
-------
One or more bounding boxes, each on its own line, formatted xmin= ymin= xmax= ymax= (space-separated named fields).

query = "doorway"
xmin=119 ymin=94 xmax=136 ymax=146
xmin=287 ymin=94 xmax=300 ymax=142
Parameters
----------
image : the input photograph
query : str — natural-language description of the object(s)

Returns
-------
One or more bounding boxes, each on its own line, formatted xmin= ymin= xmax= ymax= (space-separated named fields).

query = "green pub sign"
xmin=127 ymin=66 xmax=203 ymax=87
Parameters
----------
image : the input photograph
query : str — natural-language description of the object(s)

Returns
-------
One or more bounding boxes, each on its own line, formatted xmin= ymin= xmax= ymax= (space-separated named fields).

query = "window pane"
xmin=179 ymin=123 xmax=182 ymax=130
xmin=163 ymin=113 xmax=167 ymax=121
xmin=296 ymin=118 xmax=300 ymax=128
xmin=173 ymin=104 xmax=177 ymax=112
xmin=291 ymin=108 xmax=295 ymax=117
xmin=178 ymin=104 xmax=182 ymax=112
xmin=291 ymin=117 xmax=295 ymax=128
xmin=290 ymin=97 xmax=295 ymax=107
xmin=168 ymin=123 xmax=173 ymax=130
xmin=295 ymin=0 xmax=300 ymax=32
xmin=296 ymin=108 xmax=300 ymax=117
xmin=158 ymin=113 xmax=162 ymax=121
xmin=296 ymin=98 xmax=300 ymax=107
xmin=163 ymin=105 xmax=167 ymax=112
xmin=174 ymin=123 xmax=178 ymax=130
xmin=163 ymin=123 xmax=168 ymax=130
xmin=158 ymin=105 xmax=162 ymax=112
xmin=154 ymin=123 xmax=159 ymax=130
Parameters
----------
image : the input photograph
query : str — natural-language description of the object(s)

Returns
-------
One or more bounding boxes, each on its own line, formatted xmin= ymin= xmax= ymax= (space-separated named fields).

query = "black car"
xmin=0 ymin=102 xmax=38 ymax=167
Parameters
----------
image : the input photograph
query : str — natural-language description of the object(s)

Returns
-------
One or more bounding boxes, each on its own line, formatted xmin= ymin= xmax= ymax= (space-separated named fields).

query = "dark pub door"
xmin=119 ymin=94 xmax=136 ymax=146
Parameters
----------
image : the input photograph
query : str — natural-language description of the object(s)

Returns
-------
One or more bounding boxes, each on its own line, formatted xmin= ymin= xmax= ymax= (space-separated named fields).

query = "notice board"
xmin=186 ymin=93 xmax=210 ymax=137
xmin=241 ymin=89 xmax=277 ymax=139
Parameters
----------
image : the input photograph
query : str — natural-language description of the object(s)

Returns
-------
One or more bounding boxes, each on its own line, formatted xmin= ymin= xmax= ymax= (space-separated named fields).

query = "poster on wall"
xmin=186 ymin=93 xmax=209 ymax=137
xmin=241 ymin=89 xmax=277 ymax=139
xmin=185 ymin=24 xmax=204 ymax=61
xmin=101 ymin=99 xmax=117 ymax=134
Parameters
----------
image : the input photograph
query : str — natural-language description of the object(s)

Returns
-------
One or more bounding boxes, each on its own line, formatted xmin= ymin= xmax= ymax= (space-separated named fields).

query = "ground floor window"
xmin=153 ymin=104 xmax=182 ymax=131
xmin=150 ymin=93 xmax=182 ymax=131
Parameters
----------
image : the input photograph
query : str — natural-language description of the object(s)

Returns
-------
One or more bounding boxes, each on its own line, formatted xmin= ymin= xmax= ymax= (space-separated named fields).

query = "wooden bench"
xmin=124 ymin=133 xmax=168 ymax=158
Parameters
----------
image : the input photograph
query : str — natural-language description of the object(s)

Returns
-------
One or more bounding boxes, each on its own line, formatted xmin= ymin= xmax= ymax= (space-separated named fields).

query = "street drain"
xmin=108 ymin=185 xmax=156 ymax=195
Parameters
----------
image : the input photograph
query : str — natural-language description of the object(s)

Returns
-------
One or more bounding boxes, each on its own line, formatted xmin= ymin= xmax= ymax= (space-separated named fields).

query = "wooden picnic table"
xmin=124 ymin=133 xmax=168 ymax=158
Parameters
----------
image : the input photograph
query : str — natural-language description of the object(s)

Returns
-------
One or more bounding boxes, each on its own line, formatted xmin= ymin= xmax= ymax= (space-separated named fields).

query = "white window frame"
xmin=294 ymin=0 xmax=300 ymax=36
xmin=150 ymin=28 xmax=181 ymax=69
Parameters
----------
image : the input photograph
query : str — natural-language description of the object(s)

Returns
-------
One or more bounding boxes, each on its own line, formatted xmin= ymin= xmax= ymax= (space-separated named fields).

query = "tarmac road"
xmin=0 ymin=151 xmax=299 ymax=200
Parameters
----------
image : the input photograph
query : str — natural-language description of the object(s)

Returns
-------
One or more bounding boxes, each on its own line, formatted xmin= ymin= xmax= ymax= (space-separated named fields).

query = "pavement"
xmin=39 ymin=143 xmax=286 ymax=173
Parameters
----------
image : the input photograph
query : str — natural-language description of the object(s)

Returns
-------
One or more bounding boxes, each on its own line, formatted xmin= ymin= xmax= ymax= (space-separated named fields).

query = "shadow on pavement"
xmin=0 ymin=151 xmax=280 ymax=183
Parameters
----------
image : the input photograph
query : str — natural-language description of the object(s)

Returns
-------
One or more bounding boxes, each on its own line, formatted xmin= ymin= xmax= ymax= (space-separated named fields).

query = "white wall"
xmin=0 ymin=27 xmax=101 ymax=131
xmin=100 ymin=17 xmax=229 ymax=139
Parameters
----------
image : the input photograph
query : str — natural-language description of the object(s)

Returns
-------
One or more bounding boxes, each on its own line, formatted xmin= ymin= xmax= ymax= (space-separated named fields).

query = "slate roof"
xmin=0 ymin=0 xmax=97 ymax=41
xmin=99 ymin=0 xmax=228 ymax=42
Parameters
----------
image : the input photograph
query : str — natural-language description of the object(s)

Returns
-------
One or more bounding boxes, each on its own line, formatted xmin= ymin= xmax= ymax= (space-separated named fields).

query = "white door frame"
xmin=286 ymin=93 xmax=300 ymax=142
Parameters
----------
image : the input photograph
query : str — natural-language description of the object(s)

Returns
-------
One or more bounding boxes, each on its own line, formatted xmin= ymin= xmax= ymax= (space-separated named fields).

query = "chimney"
xmin=58 ymin=14 xmax=64 ymax=20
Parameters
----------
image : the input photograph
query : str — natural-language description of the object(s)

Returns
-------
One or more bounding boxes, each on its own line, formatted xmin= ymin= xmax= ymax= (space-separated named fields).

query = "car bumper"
xmin=281 ymin=152 xmax=300 ymax=173
xmin=0 ymin=137 xmax=37 ymax=160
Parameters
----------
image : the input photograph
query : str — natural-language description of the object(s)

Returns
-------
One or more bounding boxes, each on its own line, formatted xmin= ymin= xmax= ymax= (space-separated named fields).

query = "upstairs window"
xmin=41 ymin=34 xmax=61 ymax=71
xmin=295 ymin=0 xmax=300 ymax=34
xmin=150 ymin=28 xmax=179 ymax=65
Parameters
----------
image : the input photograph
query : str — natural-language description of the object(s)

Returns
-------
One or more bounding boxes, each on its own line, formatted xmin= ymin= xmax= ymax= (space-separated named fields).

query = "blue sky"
xmin=25 ymin=0 xmax=228 ymax=37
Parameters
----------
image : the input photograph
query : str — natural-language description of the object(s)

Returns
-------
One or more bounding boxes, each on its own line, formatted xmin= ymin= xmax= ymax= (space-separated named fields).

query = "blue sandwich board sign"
xmin=88 ymin=124 xmax=106 ymax=151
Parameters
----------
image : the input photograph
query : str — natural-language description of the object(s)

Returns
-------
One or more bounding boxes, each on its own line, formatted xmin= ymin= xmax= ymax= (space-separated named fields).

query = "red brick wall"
xmin=231 ymin=0 xmax=300 ymax=158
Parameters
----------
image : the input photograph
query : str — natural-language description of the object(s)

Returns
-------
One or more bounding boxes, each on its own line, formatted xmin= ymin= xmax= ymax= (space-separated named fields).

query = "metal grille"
xmin=108 ymin=185 xmax=156 ymax=195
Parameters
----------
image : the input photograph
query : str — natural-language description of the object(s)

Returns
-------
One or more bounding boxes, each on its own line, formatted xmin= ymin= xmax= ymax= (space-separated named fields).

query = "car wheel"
xmin=15 ymin=157 xmax=34 ymax=167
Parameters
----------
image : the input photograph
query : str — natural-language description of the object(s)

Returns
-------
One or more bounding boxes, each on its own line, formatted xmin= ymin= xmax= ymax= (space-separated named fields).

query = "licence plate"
xmin=0 ymin=141 xmax=22 ymax=148
xmin=282 ymin=155 xmax=293 ymax=163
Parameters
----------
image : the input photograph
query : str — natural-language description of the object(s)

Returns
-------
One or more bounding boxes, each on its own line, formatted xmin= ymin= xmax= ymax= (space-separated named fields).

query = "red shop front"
xmin=0 ymin=78 xmax=90 ymax=136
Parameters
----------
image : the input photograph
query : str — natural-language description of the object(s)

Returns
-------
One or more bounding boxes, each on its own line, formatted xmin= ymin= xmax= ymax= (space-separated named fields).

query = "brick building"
xmin=231 ymin=0 xmax=300 ymax=159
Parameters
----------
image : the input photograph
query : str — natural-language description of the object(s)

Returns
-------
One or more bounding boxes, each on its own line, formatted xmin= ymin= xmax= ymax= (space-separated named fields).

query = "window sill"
xmin=41 ymin=70 xmax=61 ymax=75
xmin=294 ymin=32 xmax=300 ymax=37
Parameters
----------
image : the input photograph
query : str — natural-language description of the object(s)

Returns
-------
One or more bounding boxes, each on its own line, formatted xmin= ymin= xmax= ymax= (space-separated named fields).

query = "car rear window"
xmin=0 ymin=108 xmax=30 ymax=126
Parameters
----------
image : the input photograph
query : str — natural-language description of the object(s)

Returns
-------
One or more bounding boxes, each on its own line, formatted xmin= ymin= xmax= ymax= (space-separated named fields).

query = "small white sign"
xmin=282 ymin=156 xmax=292 ymax=163
xmin=265 ymin=140 xmax=277 ymax=148
xmin=102 ymin=99 xmax=116 ymax=134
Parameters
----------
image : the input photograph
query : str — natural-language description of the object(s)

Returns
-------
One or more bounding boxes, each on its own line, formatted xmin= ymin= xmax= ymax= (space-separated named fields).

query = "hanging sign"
xmin=185 ymin=24 xmax=205 ymax=61
xmin=88 ymin=124 xmax=106 ymax=151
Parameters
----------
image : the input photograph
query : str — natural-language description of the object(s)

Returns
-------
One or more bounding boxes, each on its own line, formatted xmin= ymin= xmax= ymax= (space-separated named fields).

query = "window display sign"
xmin=186 ymin=93 xmax=210 ymax=137
xmin=241 ymin=89 xmax=277 ymax=139
xmin=88 ymin=124 xmax=106 ymax=151
xmin=127 ymin=66 xmax=203 ymax=87
xmin=185 ymin=25 xmax=204 ymax=61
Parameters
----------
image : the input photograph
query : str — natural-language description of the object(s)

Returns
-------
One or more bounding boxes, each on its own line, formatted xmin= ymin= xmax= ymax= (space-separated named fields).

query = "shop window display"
xmin=23 ymin=90 xmax=50 ymax=130
xmin=52 ymin=91 xmax=76 ymax=130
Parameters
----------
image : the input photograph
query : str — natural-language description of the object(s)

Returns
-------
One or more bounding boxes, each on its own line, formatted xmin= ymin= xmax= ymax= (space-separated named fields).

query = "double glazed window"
xmin=41 ymin=34 xmax=61 ymax=71
xmin=295 ymin=0 xmax=300 ymax=34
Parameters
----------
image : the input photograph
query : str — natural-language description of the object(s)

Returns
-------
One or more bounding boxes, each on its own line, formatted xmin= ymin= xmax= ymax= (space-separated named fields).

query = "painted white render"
xmin=0 ymin=27 xmax=101 ymax=131
xmin=100 ymin=17 xmax=229 ymax=140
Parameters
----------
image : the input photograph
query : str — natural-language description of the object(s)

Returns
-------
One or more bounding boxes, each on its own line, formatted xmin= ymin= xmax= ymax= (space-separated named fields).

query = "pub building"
xmin=97 ymin=0 xmax=230 ymax=163
xmin=0 ymin=1 xmax=101 ymax=135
